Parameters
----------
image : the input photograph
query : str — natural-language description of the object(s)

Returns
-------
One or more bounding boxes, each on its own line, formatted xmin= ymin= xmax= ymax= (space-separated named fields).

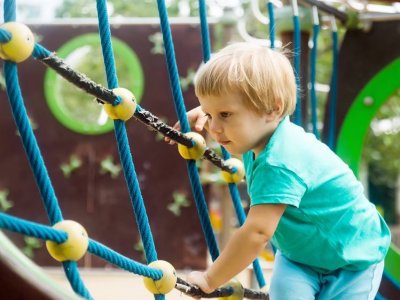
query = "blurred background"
xmin=0 ymin=0 xmax=400 ymax=299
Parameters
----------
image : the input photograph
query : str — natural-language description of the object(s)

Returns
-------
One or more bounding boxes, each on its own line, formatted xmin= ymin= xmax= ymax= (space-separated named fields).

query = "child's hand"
xmin=165 ymin=106 xmax=208 ymax=144
xmin=187 ymin=271 xmax=215 ymax=294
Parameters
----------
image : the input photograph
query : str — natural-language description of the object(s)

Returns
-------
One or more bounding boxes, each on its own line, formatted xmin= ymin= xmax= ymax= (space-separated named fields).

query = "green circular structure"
xmin=336 ymin=58 xmax=400 ymax=282
xmin=336 ymin=58 xmax=400 ymax=175
xmin=44 ymin=34 xmax=144 ymax=135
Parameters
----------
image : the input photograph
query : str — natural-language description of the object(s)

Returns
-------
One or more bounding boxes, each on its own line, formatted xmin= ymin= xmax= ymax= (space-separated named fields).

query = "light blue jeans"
xmin=269 ymin=251 xmax=384 ymax=300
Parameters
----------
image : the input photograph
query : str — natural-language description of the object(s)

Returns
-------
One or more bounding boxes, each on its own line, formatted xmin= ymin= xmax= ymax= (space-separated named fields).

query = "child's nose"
xmin=209 ymin=120 xmax=223 ymax=134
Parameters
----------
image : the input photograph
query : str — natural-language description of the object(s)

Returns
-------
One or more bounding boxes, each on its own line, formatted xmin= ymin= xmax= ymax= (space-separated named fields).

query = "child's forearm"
xmin=188 ymin=204 xmax=285 ymax=293
xmin=205 ymin=223 xmax=270 ymax=289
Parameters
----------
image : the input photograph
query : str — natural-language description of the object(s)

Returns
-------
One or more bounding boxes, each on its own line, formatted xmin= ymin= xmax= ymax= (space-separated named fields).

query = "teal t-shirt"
xmin=243 ymin=117 xmax=391 ymax=272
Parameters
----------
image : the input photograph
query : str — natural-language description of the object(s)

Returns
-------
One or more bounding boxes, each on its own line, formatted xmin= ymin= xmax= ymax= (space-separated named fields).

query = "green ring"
xmin=336 ymin=58 xmax=400 ymax=176
xmin=44 ymin=34 xmax=144 ymax=135
xmin=336 ymin=58 xmax=400 ymax=281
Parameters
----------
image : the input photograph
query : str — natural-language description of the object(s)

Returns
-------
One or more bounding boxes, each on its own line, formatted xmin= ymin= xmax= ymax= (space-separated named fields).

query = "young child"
xmin=176 ymin=42 xmax=391 ymax=299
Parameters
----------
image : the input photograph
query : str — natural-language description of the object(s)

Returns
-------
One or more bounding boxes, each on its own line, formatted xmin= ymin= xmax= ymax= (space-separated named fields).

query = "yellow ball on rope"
xmin=220 ymin=158 xmax=245 ymax=183
xmin=0 ymin=22 xmax=35 ymax=63
xmin=177 ymin=132 xmax=206 ymax=160
xmin=218 ymin=279 xmax=244 ymax=300
xmin=143 ymin=260 xmax=177 ymax=295
xmin=45 ymin=220 xmax=89 ymax=262
xmin=103 ymin=87 xmax=137 ymax=121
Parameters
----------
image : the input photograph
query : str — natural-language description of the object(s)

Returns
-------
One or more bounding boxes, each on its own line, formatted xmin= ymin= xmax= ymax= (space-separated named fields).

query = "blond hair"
xmin=194 ymin=42 xmax=296 ymax=117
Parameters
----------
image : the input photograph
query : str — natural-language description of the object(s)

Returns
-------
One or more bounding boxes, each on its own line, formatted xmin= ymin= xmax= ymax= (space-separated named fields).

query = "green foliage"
xmin=56 ymin=0 xmax=97 ymax=18
xmin=99 ymin=155 xmax=122 ymax=178
xmin=55 ymin=0 xmax=200 ymax=18
xmin=364 ymin=93 xmax=400 ymax=187
xmin=133 ymin=239 xmax=146 ymax=261
xmin=60 ymin=155 xmax=82 ymax=178
xmin=148 ymin=32 xmax=164 ymax=55
xmin=0 ymin=69 xmax=5 ymax=90
xmin=180 ymin=68 xmax=195 ymax=92
xmin=0 ymin=190 xmax=13 ymax=212
xmin=22 ymin=236 xmax=42 ymax=258
xmin=167 ymin=191 xmax=190 ymax=216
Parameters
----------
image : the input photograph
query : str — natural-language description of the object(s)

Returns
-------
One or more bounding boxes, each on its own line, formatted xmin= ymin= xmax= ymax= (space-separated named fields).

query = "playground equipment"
xmin=1 ymin=0 xmax=400 ymax=299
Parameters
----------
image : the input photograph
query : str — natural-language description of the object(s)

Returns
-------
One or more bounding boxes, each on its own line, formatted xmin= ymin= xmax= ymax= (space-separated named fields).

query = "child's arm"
xmin=188 ymin=203 xmax=286 ymax=293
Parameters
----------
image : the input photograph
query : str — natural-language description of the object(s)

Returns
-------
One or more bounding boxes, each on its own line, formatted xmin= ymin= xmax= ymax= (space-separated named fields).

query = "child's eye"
xmin=204 ymin=113 xmax=211 ymax=120
xmin=220 ymin=112 xmax=231 ymax=118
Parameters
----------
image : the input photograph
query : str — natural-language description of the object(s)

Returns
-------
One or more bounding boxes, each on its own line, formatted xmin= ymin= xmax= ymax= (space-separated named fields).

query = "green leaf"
xmin=100 ymin=156 xmax=122 ymax=179
xmin=0 ymin=190 xmax=13 ymax=212
xmin=60 ymin=155 xmax=82 ymax=178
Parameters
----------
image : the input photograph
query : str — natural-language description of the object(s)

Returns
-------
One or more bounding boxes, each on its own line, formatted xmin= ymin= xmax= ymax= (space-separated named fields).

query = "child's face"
xmin=198 ymin=92 xmax=281 ymax=157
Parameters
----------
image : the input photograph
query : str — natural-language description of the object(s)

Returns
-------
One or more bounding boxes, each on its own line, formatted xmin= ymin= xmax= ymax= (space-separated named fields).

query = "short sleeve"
xmin=249 ymin=165 xmax=307 ymax=207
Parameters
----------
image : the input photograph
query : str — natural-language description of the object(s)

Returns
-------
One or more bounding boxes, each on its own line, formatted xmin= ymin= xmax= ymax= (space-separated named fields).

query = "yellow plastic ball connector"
xmin=143 ymin=260 xmax=177 ymax=294
xmin=218 ymin=279 xmax=244 ymax=300
xmin=221 ymin=158 xmax=245 ymax=183
xmin=0 ymin=22 xmax=35 ymax=63
xmin=177 ymin=132 xmax=206 ymax=160
xmin=46 ymin=220 xmax=89 ymax=262
xmin=104 ymin=87 xmax=137 ymax=121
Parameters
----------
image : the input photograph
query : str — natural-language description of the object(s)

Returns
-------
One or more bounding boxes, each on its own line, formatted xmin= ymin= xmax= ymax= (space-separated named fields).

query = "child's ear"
xmin=265 ymin=100 xmax=283 ymax=121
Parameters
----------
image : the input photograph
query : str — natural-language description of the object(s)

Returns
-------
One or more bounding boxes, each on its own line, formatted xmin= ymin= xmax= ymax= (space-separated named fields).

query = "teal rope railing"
xmin=267 ymin=0 xmax=276 ymax=49
xmin=0 ymin=28 xmax=11 ymax=41
xmin=199 ymin=0 xmax=211 ymax=62
xmin=156 ymin=0 xmax=220 ymax=262
xmin=310 ymin=7 xmax=320 ymax=139
xmin=292 ymin=0 xmax=302 ymax=126
xmin=0 ymin=212 xmax=67 ymax=242
xmin=2 ymin=1 xmax=91 ymax=298
xmin=88 ymin=240 xmax=163 ymax=279
xmin=0 ymin=212 xmax=163 ymax=280
xmin=95 ymin=0 xmax=160 ymax=269
xmin=327 ymin=17 xmax=338 ymax=151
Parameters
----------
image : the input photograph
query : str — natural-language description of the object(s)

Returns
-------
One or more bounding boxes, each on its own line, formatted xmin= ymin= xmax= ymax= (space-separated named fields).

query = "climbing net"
xmin=0 ymin=0 xmax=269 ymax=299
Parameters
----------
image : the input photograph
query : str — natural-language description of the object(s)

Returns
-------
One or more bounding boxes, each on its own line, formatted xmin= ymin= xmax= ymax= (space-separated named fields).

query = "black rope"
xmin=41 ymin=54 xmax=116 ymax=104
xmin=175 ymin=277 xmax=269 ymax=299
xmin=298 ymin=0 xmax=348 ymax=24
xmin=38 ymin=53 xmax=235 ymax=174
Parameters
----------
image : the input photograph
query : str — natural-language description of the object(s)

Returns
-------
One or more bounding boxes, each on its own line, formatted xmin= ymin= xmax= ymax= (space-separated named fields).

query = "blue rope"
xmin=4 ymin=0 xmax=16 ymax=22
xmin=0 ymin=212 xmax=163 ymax=280
xmin=95 ymin=0 xmax=118 ymax=89
xmin=197 ymin=0 xmax=265 ymax=287
xmin=156 ymin=0 xmax=191 ymax=134
xmin=199 ymin=0 xmax=211 ymax=62
xmin=3 ymin=46 xmax=92 ymax=300
xmin=0 ymin=213 xmax=67 ymax=243
xmin=157 ymin=0 xmax=220 ymax=261
xmin=3 ymin=0 xmax=62 ymax=226
xmin=382 ymin=270 xmax=400 ymax=290
xmin=32 ymin=43 xmax=52 ymax=59
xmin=3 ymin=62 xmax=63 ymax=225
xmin=62 ymin=261 xmax=92 ymax=299
xmin=0 ymin=28 xmax=12 ymax=42
xmin=2 ymin=1 xmax=91 ymax=298
xmin=375 ymin=292 xmax=387 ymax=300
xmin=113 ymin=121 xmax=159 ymax=264
xmin=95 ymin=0 xmax=159 ymax=269
xmin=267 ymin=1 xmax=275 ymax=49
xmin=88 ymin=240 xmax=163 ymax=279
xmin=293 ymin=14 xmax=302 ymax=126
xmin=310 ymin=23 xmax=320 ymax=139
xmin=327 ymin=26 xmax=338 ymax=151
